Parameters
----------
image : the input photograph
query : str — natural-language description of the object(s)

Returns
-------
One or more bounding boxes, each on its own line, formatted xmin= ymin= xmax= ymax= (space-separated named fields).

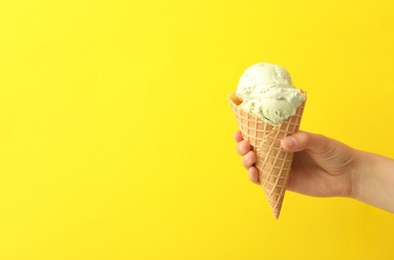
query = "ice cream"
xmin=228 ymin=62 xmax=307 ymax=219
xmin=236 ymin=62 xmax=305 ymax=126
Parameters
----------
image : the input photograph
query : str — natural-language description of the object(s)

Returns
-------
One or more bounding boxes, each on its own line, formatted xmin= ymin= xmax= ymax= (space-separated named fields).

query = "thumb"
xmin=281 ymin=131 xmax=331 ymax=153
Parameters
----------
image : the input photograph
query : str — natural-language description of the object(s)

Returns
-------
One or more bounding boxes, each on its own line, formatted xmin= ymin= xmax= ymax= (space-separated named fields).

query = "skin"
xmin=234 ymin=130 xmax=394 ymax=213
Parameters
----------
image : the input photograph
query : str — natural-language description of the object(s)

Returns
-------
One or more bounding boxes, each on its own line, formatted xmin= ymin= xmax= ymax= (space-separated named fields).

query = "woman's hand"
xmin=234 ymin=130 xmax=356 ymax=198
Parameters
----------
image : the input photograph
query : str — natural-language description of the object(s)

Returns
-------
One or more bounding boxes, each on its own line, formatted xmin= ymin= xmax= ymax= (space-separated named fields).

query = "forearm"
xmin=351 ymin=151 xmax=394 ymax=213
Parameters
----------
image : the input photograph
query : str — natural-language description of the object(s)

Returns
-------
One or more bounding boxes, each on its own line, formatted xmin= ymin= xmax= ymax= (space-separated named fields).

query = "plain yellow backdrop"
xmin=1 ymin=0 xmax=394 ymax=259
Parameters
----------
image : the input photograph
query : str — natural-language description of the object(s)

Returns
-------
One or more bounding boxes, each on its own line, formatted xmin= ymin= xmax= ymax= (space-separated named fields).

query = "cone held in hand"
xmin=228 ymin=92 xmax=306 ymax=219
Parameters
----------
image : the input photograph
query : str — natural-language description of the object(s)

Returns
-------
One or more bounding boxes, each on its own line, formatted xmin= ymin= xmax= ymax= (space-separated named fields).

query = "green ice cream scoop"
xmin=236 ymin=62 xmax=306 ymax=126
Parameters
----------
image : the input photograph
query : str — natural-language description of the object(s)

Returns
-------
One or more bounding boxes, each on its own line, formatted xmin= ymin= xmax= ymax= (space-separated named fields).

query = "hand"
xmin=234 ymin=130 xmax=357 ymax=198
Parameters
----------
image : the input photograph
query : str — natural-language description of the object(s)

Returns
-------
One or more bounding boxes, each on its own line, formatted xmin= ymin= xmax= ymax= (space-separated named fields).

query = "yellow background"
xmin=1 ymin=0 xmax=393 ymax=259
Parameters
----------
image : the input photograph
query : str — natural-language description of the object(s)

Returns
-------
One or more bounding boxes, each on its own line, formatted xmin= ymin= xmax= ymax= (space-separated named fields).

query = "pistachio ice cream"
xmin=236 ymin=62 xmax=305 ymax=126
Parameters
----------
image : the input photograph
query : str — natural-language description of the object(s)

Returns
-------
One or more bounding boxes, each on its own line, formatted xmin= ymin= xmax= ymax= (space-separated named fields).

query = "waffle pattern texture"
xmin=228 ymin=92 xmax=306 ymax=219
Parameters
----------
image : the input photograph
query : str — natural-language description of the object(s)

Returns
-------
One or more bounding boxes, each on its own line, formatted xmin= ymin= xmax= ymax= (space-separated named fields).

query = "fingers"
xmin=237 ymin=140 xmax=256 ymax=168
xmin=281 ymin=131 xmax=331 ymax=153
xmin=234 ymin=130 xmax=243 ymax=142
xmin=235 ymin=130 xmax=253 ymax=157
xmin=236 ymin=140 xmax=251 ymax=155
xmin=234 ymin=130 xmax=259 ymax=185
xmin=242 ymin=150 xmax=256 ymax=169
xmin=248 ymin=167 xmax=260 ymax=185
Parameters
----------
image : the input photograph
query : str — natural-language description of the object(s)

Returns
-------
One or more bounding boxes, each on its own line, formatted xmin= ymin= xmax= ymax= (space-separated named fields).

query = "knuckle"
xmin=242 ymin=151 xmax=255 ymax=168
xmin=237 ymin=140 xmax=250 ymax=155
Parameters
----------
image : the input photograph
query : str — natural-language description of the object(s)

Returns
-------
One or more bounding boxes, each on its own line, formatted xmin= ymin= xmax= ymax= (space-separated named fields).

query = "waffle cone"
xmin=228 ymin=92 xmax=306 ymax=219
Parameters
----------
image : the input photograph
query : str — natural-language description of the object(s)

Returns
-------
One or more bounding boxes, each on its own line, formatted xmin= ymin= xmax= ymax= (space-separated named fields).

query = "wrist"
xmin=349 ymin=149 xmax=366 ymax=200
